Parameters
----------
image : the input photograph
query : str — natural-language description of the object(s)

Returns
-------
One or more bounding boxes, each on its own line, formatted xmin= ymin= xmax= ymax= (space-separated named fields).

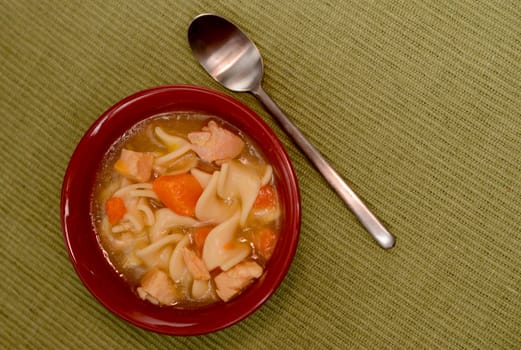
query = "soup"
xmin=92 ymin=112 xmax=281 ymax=307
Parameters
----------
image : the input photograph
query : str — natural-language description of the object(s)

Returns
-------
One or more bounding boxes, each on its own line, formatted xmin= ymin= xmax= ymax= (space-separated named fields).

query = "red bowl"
xmin=60 ymin=85 xmax=301 ymax=335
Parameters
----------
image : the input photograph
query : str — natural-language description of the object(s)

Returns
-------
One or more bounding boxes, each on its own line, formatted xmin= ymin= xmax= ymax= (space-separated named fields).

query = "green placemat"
xmin=2 ymin=1 xmax=520 ymax=348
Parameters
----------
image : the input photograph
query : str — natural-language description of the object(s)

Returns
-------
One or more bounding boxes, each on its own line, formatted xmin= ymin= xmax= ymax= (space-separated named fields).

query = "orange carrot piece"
xmin=152 ymin=173 xmax=203 ymax=217
xmin=194 ymin=226 xmax=213 ymax=256
xmin=105 ymin=197 xmax=126 ymax=224
xmin=223 ymin=241 xmax=235 ymax=250
xmin=254 ymin=227 xmax=277 ymax=260
xmin=253 ymin=185 xmax=277 ymax=210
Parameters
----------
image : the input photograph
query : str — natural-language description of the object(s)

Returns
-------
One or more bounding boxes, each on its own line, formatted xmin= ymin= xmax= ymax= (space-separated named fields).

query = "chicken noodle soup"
xmin=92 ymin=112 xmax=281 ymax=307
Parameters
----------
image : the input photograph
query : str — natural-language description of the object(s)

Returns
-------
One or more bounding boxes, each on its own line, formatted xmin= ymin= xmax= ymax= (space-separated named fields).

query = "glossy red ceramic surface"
xmin=60 ymin=85 xmax=301 ymax=335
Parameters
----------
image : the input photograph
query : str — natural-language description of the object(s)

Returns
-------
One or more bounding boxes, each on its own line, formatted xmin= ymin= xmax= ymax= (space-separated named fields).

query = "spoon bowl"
xmin=188 ymin=14 xmax=263 ymax=92
xmin=188 ymin=14 xmax=395 ymax=249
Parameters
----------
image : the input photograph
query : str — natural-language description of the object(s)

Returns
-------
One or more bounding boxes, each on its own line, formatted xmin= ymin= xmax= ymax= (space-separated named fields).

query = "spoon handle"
xmin=252 ymin=86 xmax=395 ymax=249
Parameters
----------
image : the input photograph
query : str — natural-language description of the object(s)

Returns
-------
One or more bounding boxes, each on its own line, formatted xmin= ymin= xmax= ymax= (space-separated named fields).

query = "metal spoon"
xmin=188 ymin=14 xmax=395 ymax=249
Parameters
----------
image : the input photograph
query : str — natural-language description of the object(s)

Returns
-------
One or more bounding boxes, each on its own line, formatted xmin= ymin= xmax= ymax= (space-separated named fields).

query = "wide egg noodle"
xmin=191 ymin=279 xmax=213 ymax=300
xmin=135 ymin=233 xmax=184 ymax=262
xmin=218 ymin=160 xmax=262 ymax=226
xmin=162 ymin=153 xmax=199 ymax=176
xmin=195 ymin=171 xmax=239 ymax=223
xmin=190 ymin=168 xmax=212 ymax=188
xmin=168 ymin=235 xmax=192 ymax=294
xmin=136 ymin=198 xmax=155 ymax=226
xmin=149 ymin=208 xmax=199 ymax=242
xmin=153 ymin=127 xmax=193 ymax=166
xmin=202 ymin=211 xmax=251 ymax=271
xmin=154 ymin=126 xmax=187 ymax=150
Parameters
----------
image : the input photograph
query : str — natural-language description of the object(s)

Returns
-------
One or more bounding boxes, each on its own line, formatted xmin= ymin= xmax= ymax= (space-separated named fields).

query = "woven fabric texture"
xmin=2 ymin=1 xmax=520 ymax=348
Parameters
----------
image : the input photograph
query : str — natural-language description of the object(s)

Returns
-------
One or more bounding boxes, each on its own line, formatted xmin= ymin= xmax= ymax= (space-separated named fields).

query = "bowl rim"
xmin=60 ymin=84 xmax=301 ymax=335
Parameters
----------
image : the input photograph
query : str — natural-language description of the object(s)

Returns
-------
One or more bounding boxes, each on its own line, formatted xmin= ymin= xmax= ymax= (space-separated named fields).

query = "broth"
xmin=92 ymin=112 xmax=281 ymax=307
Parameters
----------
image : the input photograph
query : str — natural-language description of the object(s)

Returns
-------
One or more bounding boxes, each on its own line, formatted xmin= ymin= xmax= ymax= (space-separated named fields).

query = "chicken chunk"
xmin=214 ymin=261 xmax=263 ymax=302
xmin=138 ymin=268 xmax=177 ymax=305
xmin=188 ymin=121 xmax=245 ymax=163
xmin=114 ymin=149 xmax=154 ymax=182
xmin=183 ymin=247 xmax=210 ymax=280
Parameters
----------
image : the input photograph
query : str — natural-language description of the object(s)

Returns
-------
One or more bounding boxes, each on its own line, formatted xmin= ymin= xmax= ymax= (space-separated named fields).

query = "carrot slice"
xmin=253 ymin=227 xmax=277 ymax=260
xmin=105 ymin=197 xmax=126 ymax=224
xmin=194 ymin=226 xmax=213 ymax=256
xmin=152 ymin=173 xmax=203 ymax=217
xmin=253 ymin=185 xmax=277 ymax=210
xmin=223 ymin=241 xmax=235 ymax=250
